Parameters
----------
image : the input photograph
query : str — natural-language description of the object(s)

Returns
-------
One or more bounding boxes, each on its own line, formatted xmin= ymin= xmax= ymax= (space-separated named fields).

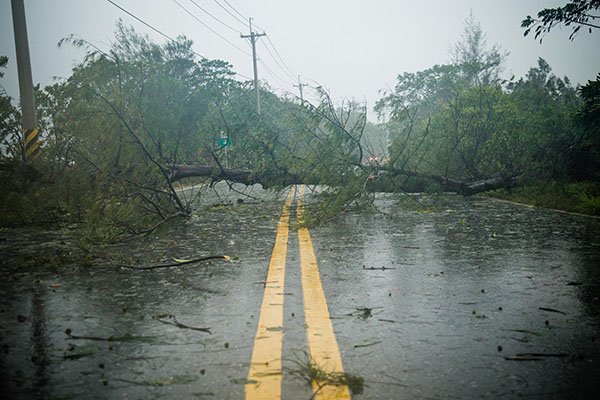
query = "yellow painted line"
xmin=297 ymin=186 xmax=351 ymax=399
xmin=245 ymin=187 xmax=296 ymax=400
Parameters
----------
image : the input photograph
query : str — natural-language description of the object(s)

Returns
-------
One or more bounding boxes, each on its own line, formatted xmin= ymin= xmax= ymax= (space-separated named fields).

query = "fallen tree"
xmin=380 ymin=168 xmax=521 ymax=195
xmin=167 ymin=162 xmax=520 ymax=196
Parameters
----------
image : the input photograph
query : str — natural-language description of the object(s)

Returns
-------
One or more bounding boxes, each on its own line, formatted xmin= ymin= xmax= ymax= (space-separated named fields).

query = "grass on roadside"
xmin=489 ymin=180 xmax=600 ymax=216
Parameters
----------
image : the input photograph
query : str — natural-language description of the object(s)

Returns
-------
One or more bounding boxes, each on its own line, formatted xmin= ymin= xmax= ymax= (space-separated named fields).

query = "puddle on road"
xmin=0 ymin=184 xmax=284 ymax=399
xmin=309 ymin=194 xmax=600 ymax=399
xmin=1 ymin=190 xmax=600 ymax=399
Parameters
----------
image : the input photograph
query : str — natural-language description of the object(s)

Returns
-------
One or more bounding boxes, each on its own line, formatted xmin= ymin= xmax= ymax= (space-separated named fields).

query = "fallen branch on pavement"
xmin=152 ymin=314 xmax=212 ymax=334
xmin=505 ymin=353 xmax=569 ymax=361
xmin=118 ymin=255 xmax=230 ymax=270
xmin=64 ymin=329 xmax=155 ymax=342
xmin=539 ymin=307 xmax=567 ymax=315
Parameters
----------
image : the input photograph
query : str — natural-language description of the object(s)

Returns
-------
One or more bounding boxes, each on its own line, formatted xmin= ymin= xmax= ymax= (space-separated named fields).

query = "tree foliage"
xmin=376 ymin=17 xmax=586 ymax=192
xmin=522 ymin=0 xmax=600 ymax=41
xmin=0 ymin=56 xmax=22 ymax=162
xmin=2 ymin=14 xmax=599 ymax=233
xmin=1 ymin=22 xmax=376 ymax=232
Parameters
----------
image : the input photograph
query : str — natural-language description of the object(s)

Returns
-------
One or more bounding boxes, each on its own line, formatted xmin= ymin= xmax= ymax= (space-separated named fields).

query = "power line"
xmin=259 ymin=59 xmax=294 ymax=89
xmin=259 ymin=40 xmax=296 ymax=82
xmin=106 ymin=0 xmax=296 ymax=95
xmin=215 ymin=1 xmax=297 ymax=83
xmin=106 ymin=0 xmax=206 ymax=58
xmin=213 ymin=0 xmax=247 ymax=28
xmin=187 ymin=0 xmax=241 ymax=34
xmin=213 ymin=0 xmax=300 ymax=91
xmin=265 ymin=36 xmax=296 ymax=78
xmin=172 ymin=0 xmax=251 ymax=56
xmin=222 ymin=0 xmax=249 ymax=24
xmin=105 ymin=0 xmax=253 ymax=80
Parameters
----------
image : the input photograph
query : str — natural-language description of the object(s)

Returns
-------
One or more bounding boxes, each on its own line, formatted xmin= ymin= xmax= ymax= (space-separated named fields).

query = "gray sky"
xmin=1 ymin=0 xmax=599 ymax=120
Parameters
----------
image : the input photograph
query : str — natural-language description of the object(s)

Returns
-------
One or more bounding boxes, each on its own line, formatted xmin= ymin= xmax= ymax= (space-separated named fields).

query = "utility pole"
xmin=294 ymin=75 xmax=307 ymax=102
xmin=240 ymin=18 xmax=265 ymax=115
xmin=11 ymin=0 xmax=39 ymax=161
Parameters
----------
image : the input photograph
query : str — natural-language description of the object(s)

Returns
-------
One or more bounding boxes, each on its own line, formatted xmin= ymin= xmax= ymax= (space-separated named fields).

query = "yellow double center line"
xmin=246 ymin=186 xmax=350 ymax=399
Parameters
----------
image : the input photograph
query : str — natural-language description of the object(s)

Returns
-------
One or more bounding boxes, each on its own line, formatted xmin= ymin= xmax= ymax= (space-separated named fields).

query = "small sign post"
xmin=218 ymin=131 xmax=230 ymax=168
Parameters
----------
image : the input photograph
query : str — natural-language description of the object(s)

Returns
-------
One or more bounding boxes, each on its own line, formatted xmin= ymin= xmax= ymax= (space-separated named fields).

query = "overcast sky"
xmin=1 ymin=0 xmax=599 ymax=120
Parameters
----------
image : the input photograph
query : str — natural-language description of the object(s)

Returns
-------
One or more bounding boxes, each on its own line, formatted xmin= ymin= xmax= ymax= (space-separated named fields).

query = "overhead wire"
xmin=105 ymin=0 xmax=252 ymax=80
xmin=187 ymin=0 xmax=241 ymax=34
xmin=107 ymin=0 xmax=304 ymax=94
xmin=221 ymin=0 xmax=252 ymax=26
xmin=214 ymin=0 xmax=302 ymax=93
xmin=215 ymin=0 xmax=298 ymax=84
xmin=265 ymin=36 xmax=296 ymax=79
xmin=258 ymin=58 xmax=294 ymax=89
xmin=105 ymin=0 xmax=206 ymax=59
xmin=171 ymin=0 xmax=251 ymax=56
xmin=259 ymin=40 xmax=296 ymax=82
xmin=212 ymin=0 xmax=248 ymax=28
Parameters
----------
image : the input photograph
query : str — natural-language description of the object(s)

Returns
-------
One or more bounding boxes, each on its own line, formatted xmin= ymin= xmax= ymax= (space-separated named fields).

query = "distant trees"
xmin=521 ymin=0 xmax=600 ymax=182
xmin=375 ymin=16 xmax=586 ymax=192
xmin=575 ymin=74 xmax=600 ymax=181
xmin=2 ymin=12 xmax=599 ymax=233
xmin=522 ymin=0 xmax=600 ymax=41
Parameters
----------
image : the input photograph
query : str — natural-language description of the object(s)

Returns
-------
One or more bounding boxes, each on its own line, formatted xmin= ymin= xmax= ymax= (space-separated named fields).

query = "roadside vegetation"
xmin=1 ymin=2 xmax=599 ymax=243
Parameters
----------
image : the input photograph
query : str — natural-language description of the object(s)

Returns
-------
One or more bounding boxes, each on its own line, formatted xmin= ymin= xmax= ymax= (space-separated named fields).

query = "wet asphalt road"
xmin=1 ymin=185 xmax=600 ymax=399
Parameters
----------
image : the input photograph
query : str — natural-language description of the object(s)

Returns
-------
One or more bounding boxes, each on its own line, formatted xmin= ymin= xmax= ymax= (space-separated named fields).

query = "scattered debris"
xmin=114 ymin=375 xmax=198 ymax=386
xmin=65 ymin=329 xmax=156 ymax=342
xmin=362 ymin=266 xmax=397 ymax=270
xmin=153 ymin=314 xmax=212 ymax=334
xmin=539 ymin=307 xmax=567 ymax=315
xmin=502 ymin=329 xmax=542 ymax=336
xmin=505 ymin=353 xmax=569 ymax=361
xmin=516 ymin=353 xmax=569 ymax=358
xmin=354 ymin=340 xmax=382 ymax=348
xmin=63 ymin=343 xmax=99 ymax=360
xmin=350 ymin=307 xmax=374 ymax=320
xmin=147 ymin=375 xmax=198 ymax=386
xmin=266 ymin=326 xmax=284 ymax=332
xmin=230 ymin=378 xmax=258 ymax=385
xmin=118 ymin=255 xmax=231 ymax=270
xmin=504 ymin=355 xmax=543 ymax=361
xmin=288 ymin=354 xmax=365 ymax=395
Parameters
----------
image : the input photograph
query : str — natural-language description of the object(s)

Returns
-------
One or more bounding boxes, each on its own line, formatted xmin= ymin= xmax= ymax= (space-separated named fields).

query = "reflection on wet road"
xmin=1 ymin=186 xmax=599 ymax=399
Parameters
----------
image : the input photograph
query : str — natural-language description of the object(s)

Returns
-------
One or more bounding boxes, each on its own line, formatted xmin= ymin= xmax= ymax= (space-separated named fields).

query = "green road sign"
xmin=218 ymin=137 xmax=230 ymax=147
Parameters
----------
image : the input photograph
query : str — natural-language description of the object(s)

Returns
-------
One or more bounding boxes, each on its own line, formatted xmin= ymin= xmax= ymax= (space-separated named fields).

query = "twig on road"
xmin=362 ymin=266 xmax=397 ymax=271
xmin=539 ymin=307 xmax=567 ymax=315
xmin=153 ymin=315 xmax=212 ymax=334
xmin=117 ymin=255 xmax=230 ymax=270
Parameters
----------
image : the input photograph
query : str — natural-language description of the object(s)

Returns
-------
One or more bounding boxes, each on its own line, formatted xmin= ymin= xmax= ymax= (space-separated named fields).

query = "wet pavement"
xmin=1 ymin=185 xmax=599 ymax=399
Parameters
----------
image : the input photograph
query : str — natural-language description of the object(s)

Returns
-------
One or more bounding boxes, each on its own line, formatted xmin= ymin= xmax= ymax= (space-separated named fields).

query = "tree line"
xmin=1 ymin=7 xmax=598 ymax=238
